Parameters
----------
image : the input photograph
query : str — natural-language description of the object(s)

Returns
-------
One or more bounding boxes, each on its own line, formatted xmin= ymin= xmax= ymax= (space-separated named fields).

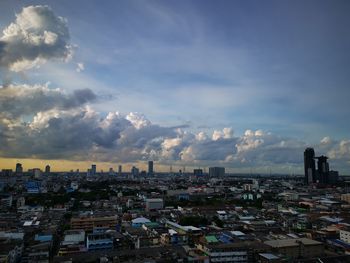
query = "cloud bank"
xmin=0 ymin=84 xmax=348 ymax=172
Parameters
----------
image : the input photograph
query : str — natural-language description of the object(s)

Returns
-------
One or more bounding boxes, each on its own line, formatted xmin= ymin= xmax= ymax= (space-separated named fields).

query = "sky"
xmin=0 ymin=0 xmax=349 ymax=174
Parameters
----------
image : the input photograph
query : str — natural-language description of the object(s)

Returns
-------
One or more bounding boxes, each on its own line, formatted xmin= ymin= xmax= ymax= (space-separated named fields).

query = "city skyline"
xmin=1 ymin=1 xmax=350 ymax=173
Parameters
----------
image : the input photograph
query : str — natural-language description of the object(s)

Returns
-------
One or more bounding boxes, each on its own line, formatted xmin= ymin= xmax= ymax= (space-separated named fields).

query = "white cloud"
xmin=212 ymin=127 xmax=234 ymax=141
xmin=126 ymin=112 xmax=151 ymax=129
xmin=0 ymin=5 xmax=72 ymax=72
xmin=76 ymin=62 xmax=84 ymax=72
xmin=328 ymin=140 xmax=350 ymax=160
xmin=320 ymin=136 xmax=331 ymax=145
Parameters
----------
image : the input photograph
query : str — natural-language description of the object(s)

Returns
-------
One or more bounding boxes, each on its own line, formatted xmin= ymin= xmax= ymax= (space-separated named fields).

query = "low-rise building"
xmin=70 ymin=214 xmax=118 ymax=232
xmin=86 ymin=233 xmax=113 ymax=251
xmin=264 ymin=238 xmax=324 ymax=259
xmin=145 ymin=198 xmax=164 ymax=211
xmin=131 ymin=217 xmax=151 ymax=228
xmin=340 ymin=229 xmax=350 ymax=244
xmin=58 ymin=230 xmax=86 ymax=256
xmin=196 ymin=238 xmax=268 ymax=263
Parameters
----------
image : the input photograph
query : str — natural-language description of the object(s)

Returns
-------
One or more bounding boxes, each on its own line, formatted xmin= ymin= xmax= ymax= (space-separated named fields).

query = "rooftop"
xmin=265 ymin=238 xmax=322 ymax=248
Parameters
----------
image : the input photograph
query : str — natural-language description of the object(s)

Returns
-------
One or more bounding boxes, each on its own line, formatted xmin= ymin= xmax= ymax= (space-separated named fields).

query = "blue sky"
xmin=0 ymin=1 xmax=350 ymax=173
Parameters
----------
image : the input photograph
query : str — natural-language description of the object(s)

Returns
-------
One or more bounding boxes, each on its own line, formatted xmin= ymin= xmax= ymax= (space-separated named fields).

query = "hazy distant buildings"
xmin=193 ymin=169 xmax=203 ymax=176
xmin=1 ymin=169 xmax=12 ymax=177
xmin=209 ymin=167 xmax=225 ymax=177
xmin=15 ymin=163 xmax=23 ymax=174
xmin=148 ymin=161 xmax=154 ymax=175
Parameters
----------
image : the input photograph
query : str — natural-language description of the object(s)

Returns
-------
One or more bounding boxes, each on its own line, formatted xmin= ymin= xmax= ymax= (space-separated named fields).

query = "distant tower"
xmin=45 ymin=165 xmax=51 ymax=174
xmin=91 ymin=164 xmax=96 ymax=175
xmin=148 ymin=161 xmax=154 ymax=175
xmin=15 ymin=163 xmax=23 ymax=174
xmin=131 ymin=166 xmax=139 ymax=177
xmin=304 ymin=148 xmax=316 ymax=184
xmin=118 ymin=165 xmax=122 ymax=175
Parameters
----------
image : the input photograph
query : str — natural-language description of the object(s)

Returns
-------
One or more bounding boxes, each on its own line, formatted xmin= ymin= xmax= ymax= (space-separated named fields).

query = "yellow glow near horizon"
xmin=0 ymin=158 xmax=174 ymax=173
xmin=0 ymin=158 xmax=136 ymax=172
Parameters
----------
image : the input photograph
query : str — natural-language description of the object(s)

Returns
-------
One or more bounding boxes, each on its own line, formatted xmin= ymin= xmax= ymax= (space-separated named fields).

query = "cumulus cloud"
xmin=126 ymin=112 xmax=151 ymax=129
xmin=212 ymin=127 xmax=234 ymax=141
xmin=0 ymin=84 xmax=96 ymax=119
xmin=0 ymin=5 xmax=72 ymax=72
xmin=233 ymin=130 xmax=306 ymax=166
xmin=327 ymin=140 xmax=350 ymax=160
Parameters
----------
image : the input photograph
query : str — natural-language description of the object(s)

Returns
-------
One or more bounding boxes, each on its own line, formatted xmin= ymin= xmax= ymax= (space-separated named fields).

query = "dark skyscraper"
xmin=304 ymin=148 xmax=316 ymax=184
xmin=304 ymin=148 xmax=336 ymax=185
xmin=15 ymin=163 xmax=23 ymax=174
xmin=316 ymin=155 xmax=329 ymax=184
xmin=91 ymin=164 xmax=96 ymax=175
xmin=45 ymin=165 xmax=50 ymax=174
xmin=148 ymin=161 xmax=154 ymax=175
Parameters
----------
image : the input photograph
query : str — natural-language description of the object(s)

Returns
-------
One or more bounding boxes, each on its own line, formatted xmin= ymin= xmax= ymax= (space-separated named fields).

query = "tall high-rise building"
xmin=118 ymin=165 xmax=122 ymax=175
xmin=33 ymin=168 xmax=42 ymax=178
xmin=148 ymin=161 xmax=154 ymax=175
xmin=91 ymin=164 xmax=96 ymax=175
xmin=304 ymin=148 xmax=316 ymax=184
xmin=209 ymin=167 xmax=225 ymax=177
xmin=45 ymin=165 xmax=51 ymax=174
xmin=15 ymin=163 xmax=23 ymax=174
xmin=316 ymin=155 xmax=329 ymax=184
xmin=131 ymin=166 xmax=139 ymax=178
xmin=304 ymin=148 xmax=337 ymax=185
